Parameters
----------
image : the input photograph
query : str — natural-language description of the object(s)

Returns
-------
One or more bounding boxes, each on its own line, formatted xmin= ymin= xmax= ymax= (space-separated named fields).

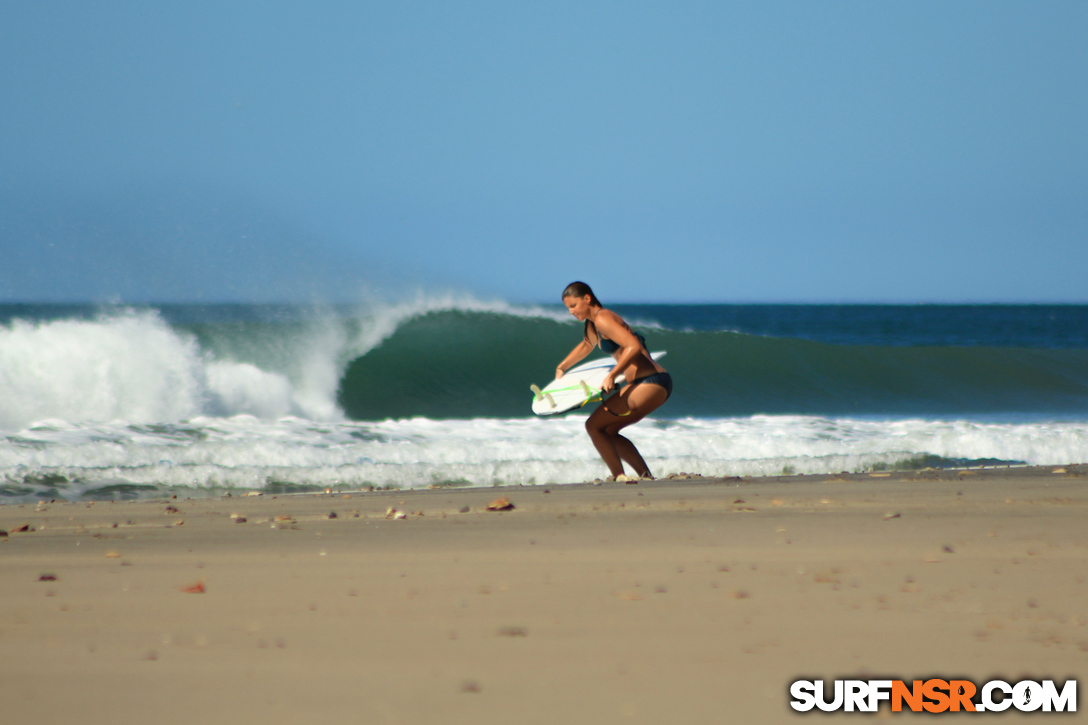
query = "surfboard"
xmin=530 ymin=351 xmax=666 ymax=416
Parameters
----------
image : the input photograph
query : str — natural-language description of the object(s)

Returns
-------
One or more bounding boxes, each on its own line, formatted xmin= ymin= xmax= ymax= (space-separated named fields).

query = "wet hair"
xmin=562 ymin=281 xmax=601 ymax=307
xmin=562 ymin=281 xmax=605 ymax=344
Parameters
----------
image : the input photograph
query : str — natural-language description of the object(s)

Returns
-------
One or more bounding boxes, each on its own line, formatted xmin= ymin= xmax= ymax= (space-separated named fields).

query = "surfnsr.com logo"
xmin=789 ymin=679 xmax=1077 ymax=713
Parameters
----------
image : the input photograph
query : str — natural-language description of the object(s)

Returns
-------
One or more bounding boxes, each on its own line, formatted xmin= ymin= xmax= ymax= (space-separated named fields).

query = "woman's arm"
xmin=593 ymin=311 xmax=643 ymax=392
xmin=555 ymin=339 xmax=594 ymax=379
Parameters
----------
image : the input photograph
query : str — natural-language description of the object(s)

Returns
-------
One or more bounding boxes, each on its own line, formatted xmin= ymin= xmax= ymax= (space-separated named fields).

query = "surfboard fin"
xmin=579 ymin=381 xmax=591 ymax=398
xmin=530 ymin=384 xmax=556 ymax=409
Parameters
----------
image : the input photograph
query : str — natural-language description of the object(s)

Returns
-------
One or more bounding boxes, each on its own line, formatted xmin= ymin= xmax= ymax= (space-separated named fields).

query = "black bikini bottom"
xmin=628 ymin=371 xmax=673 ymax=399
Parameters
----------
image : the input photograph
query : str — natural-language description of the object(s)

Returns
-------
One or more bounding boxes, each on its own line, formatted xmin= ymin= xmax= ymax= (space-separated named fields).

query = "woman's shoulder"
xmin=594 ymin=309 xmax=639 ymax=342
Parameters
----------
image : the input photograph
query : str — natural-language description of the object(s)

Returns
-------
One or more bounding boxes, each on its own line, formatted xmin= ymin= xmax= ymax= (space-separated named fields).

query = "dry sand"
xmin=2 ymin=465 xmax=1086 ymax=723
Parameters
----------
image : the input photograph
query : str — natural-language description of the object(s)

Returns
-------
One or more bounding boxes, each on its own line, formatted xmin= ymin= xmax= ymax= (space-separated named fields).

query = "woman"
xmin=555 ymin=281 xmax=672 ymax=482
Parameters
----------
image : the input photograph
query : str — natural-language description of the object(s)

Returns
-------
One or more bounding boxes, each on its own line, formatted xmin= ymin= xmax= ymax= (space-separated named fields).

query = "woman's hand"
xmin=601 ymin=373 xmax=616 ymax=393
xmin=555 ymin=366 xmax=565 ymax=380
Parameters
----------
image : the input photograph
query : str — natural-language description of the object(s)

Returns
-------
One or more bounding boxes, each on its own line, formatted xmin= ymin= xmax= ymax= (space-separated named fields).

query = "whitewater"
xmin=2 ymin=297 xmax=1087 ymax=500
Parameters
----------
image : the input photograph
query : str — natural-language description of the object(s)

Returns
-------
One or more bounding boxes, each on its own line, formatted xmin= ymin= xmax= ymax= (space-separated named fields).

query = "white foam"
xmin=204 ymin=362 xmax=294 ymax=418
xmin=0 ymin=312 xmax=206 ymax=430
xmin=2 ymin=414 xmax=1086 ymax=498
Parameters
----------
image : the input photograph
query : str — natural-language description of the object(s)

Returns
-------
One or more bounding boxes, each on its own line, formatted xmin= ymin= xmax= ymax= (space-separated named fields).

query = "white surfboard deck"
xmin=530 ymin=351 xmax=666 ymax=416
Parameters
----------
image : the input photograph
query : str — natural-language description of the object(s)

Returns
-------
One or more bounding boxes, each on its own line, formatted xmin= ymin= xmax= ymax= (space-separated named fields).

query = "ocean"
xmin=2 ymin=298 xmax=1087 ymax=501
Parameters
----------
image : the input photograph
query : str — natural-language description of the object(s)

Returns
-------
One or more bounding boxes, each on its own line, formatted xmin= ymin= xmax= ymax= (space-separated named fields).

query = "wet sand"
xmin=2 ymin=465 xmax=1086 ymax=723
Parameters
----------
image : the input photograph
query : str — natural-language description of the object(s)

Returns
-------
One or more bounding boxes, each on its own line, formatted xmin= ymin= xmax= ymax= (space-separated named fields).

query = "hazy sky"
xmin=2 ymin=1 xmax=1085 ymax=303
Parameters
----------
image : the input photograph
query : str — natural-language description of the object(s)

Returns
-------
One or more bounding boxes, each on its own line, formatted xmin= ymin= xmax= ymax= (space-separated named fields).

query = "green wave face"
xmin=337 ymin=310 xmax=1088 ymax=420
xmin=339 ymin=311 xmax=575 ymax=419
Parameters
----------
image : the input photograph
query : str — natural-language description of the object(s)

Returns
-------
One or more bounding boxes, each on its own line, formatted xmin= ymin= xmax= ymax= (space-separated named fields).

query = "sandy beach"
xmin=2 ymin=465 xmax=1085 ymax=723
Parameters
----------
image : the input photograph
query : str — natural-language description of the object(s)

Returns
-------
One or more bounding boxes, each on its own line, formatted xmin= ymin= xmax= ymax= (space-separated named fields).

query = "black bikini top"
xmin=587 ymin=321 xmax=647 ymax=354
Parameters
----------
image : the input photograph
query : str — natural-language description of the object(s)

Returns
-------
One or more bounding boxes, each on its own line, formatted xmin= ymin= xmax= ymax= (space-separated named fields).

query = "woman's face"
xmin=564 ymin=294 xmax=594 ymax=321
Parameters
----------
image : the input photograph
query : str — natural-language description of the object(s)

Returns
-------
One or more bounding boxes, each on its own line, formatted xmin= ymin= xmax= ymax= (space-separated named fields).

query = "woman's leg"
xmin=584 ymin=417 xmax=624 ymax=477
xmin=610 ymin=432 xmax=652 ymax=477
xmin=584 ymin=382 xmax=669 ymax=478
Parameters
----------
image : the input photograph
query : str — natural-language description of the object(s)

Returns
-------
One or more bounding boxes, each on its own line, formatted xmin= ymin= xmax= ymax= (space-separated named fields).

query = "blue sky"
xmin=1 ymin=1 xmax=1085 ymax=303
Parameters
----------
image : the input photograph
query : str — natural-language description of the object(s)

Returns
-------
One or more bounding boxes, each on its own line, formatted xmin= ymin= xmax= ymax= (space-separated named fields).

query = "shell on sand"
xmin=485 ymin=497 xmax=515 ymax=511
